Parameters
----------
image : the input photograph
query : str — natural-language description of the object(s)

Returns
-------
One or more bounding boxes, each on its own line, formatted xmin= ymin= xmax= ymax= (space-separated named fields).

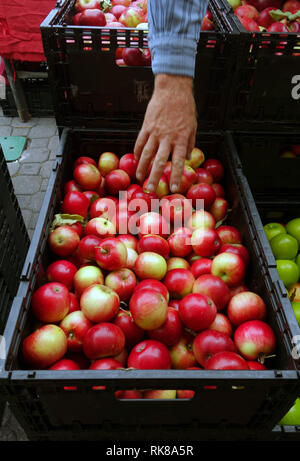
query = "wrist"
xmin=154 ymin=74 xmax=194 ymax=92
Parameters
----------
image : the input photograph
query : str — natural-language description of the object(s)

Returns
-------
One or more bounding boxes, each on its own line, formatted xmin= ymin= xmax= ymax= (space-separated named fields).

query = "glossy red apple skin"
xmin=112 ymin=309 xmax=145 ymax=348
xmin=49 ymin=358 xmax=81 ymax=370
xmin=218 ymin=243 xmax=250 ymax=266
xmin=48 ymin=225 xmax=80 ymax=257
xmin=187 ymin=183 xmax=216 ymax=210
xmin=119 ymin=153 xmax=138 ymax=179
xmin=73 ymin=156 xmax=97 ymax=168
xmin=31 ymin=282 xmax=70 ymax=323
xmin=61 ymin=191 xmax=90 ymax=219
xmin=137 ymin=234 xmax=170 ymax=259
xmin=169 ymin=332 xmax=198 ymax=370
xmin=68 ymin=292 xmax=80 ymax=313
xmin=127 ymin=339 xmax=172 ymax=370
xmin=59 ymin=310 xmax=94 ymax=352
xmin=190 ymin=258 xmax=212 ymax=278
xmin=205 ymin=351 xmax=250 ymax=370
xmin=209 ymin=313 xmax=233 ymax=337
xmin=95 ymin=237 xmax=128 ymax=271
xmin=179 ymin=293 xmax=217 ymax=331
xmin=247 ymin=361 xmax=267 ymax=370
xmin=167 ymin=227 xmax=192 ymax=258
xmin=83 ymin=323 xmax=125 ymax=360
xmin=77 ymin=235 xmax=102 ymax=262
xmin=46 ymin=260 xmax=77 ymax=291
xmin=105 ymin=268 xmax=137 ymax=302
xmin=129 ymin=288 xmax=168 ymax=330
xmin=148 ymin=307 xmax=184 ymax=346
xmin=22 ymin=324 xmax=68 ymax=369
xmin=191 ymin=227 xmax=222 ymax=258
xmin=105 ymin=169 xmax=131 ymax=196
xmin=192 ymin=274 xmax=231 ymax=312
xmin=160 ymin=194 xmax=193 ymax=227
xmin=89 ymin=358 xmax=123 ymax=370
xmin=137 ymin=212 xmax=169 ymax=239
xmin=192 ymin=329 xmax=237 ymax=368
xmin=163 ymin=268 xmax=195 ymax=299
xmin=64 ymin=179 xmax=82 ymax=194
xmin=202 ymin=158 xmax=224 ymax=182
xmin=84 ymin=217 xmax=116 ymax=239
xmin=216 ymin=225 xmax=242 ymax=245
xmin=89 ymin=197 xmax=117 ymax=221
xmin=80 ymin=284 xmax=120 ymax=323
xmin=187 ymin=210 xmax=215 ymax=232
xmin=211 ymin=252 xmax=246 ymax=288
xmin=227 ymin=291 xmax=267 ymax=326
xmin=234 ymin=320 xmax=276 ymax=361
xmin=134 ymin=251 xmax=167 ymax=281
xmin=133 ymin=279 xmax=169 ymax=302
xmin=116 ymin=233 xmax=138 ymax=251
xmin=209 ymin=197 xmax=229 ymax=223
xmin=115 ymin=390 xmax=144 ymax=399
xmin=73 ymin=163 xmax=102 ymax=191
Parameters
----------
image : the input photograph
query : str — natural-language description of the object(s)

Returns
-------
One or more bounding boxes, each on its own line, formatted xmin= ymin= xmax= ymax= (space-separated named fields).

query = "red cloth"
xmin=0 ymin=0 xmax=56 ymax=62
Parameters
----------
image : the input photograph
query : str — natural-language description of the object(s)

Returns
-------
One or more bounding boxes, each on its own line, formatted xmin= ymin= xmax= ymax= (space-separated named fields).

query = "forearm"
xmin=148 ymin=0 xmax=209 ymax=78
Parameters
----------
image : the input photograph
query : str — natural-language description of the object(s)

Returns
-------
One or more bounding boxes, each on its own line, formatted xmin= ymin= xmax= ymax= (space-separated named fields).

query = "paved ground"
xmin=0 ymin=108 xmax=59 ymax=441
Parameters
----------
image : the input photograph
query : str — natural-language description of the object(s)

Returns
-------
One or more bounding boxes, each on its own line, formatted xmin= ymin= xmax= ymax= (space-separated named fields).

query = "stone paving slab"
xmin=0 ymin=108 xmax=59 ymax=441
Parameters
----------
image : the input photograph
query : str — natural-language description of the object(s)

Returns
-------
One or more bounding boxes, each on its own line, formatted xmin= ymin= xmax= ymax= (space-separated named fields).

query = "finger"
xmin=186 ymin=129 xmax=196 ymax=161
xmin=146 ymin=138 xmax=170 ymax=192
xmin=135 ymin=135 xmax=158 ymax=184
xmin=169 ymin=144 xmax=188 ymax=193
xmin=134 ymin=129 xmax=149 ymax=161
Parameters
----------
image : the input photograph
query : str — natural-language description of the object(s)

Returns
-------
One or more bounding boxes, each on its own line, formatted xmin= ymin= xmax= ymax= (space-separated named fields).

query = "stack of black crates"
xmin=1 ymin=0 xmax=300 ymax=441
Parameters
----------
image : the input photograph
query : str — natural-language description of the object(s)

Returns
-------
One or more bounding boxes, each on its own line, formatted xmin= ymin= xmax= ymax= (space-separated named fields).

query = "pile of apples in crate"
xmin=227 ymin=0 xmax=300 ymax=32
xmin=71 ymin=0 xmax=215 ymax=67
xmin=21 ymin=146 xmax=278 ymax=400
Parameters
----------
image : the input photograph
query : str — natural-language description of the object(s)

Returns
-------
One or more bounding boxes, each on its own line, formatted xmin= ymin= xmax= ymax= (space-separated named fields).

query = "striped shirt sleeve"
xmin=148 ymin=0 xmax=209 ymax=78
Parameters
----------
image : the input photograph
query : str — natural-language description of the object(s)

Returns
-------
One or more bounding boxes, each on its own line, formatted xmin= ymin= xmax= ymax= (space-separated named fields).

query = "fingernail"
xmin=146 ymin=183 xmax=154 ymax=192
xmin=171 ymin=184 xmax=178 ymax=193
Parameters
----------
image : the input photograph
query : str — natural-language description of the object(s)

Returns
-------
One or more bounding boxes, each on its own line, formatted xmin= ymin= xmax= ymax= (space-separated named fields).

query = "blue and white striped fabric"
xmin=148 ymin=0 xmax=209 ymax=78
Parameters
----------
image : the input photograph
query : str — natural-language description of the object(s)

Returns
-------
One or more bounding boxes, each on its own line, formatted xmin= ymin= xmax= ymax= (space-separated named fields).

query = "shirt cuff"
xmin=148 ymin=34 xmax=198 ymax=78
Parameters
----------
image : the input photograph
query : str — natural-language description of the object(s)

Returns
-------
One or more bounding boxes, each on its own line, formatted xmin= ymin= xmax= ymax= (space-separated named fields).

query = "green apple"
xmin=292 ymin=301 xmax=300 ymax=327
xmin=226 ymin=0 xmax=242 ymax=9
xmin=270 ymin=233 xmax=299 ymax=260
xmin=296 ymin=253 xmax=300 ymax=271
xmin=279 ymin=398 xmax=300 ymax=425
xmin=276 ymin=260 xmax=300 ymax=288
xmin=264 ymin=222 xmax=287 ymax=241
xmin=286 ymin=218 xmax=300 ymax=246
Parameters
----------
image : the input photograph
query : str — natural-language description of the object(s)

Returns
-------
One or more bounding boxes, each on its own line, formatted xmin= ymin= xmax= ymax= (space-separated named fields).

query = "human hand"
xmin=134 ymin=73 xmax=197 ymax=193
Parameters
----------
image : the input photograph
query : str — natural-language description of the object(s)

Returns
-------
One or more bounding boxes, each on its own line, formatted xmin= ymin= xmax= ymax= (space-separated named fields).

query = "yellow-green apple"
xmin=105 ymin=169 xmax=131 ymax=196
xmin=80 ymin=284 xmax=120 ymax=323
xmin=191 ymin=227 xmax=221 ymax=257
xmin=105 ymin=267 xmax=137 ymax=302
xmin=119 ymin=6 xmax=144 ymax=27
xmin=234 ymin=320 xmax=276 ymax=361
xmin=148 ymin=307 xmax=183 ymax=346
xmin=209 ymin=197 xmax=229 ymax=223
xmin=95 ymin=237 xmax=128 ymax=271
xmin=163 ymin=268 xmax=195 ymax=299
xmin=192 ymin=274 xmax=231 ymax=311
xmin=216 ymin=225 xmax=242 ymax=245
xmin=112 ymin=309 xmax=145 ymax=348
xmin=169 ymin=331 xmax=197 ymax=369
xmin=127 ymin=339 xmax=172 ymax=369
xmin=227 ymin=291 xmax=267 ymax=326
xmin=125 ymin=247 xmax=138 ymax=270
xmin=31 ymin=282 xmax=70 ymax=323
xmin=192 ymin=329 xmax=236 ymax=368
xmin=59 ymin=310 xmax=93 ymax=352
xmin=73 ymin=265 xmax=104 ymax=297
xmin=84 ymin=216 xmax=116 ymax=239
xmin=98 ymin=152 xmax=119 ymax=176
xmin=48 ymin=225 xmax=80 ymax=257
xmin=211 ymin=252 xmax=246 ymax=287
xmin=264 ymin=222 xmax=287 ymax=241
xmin=167 ymin=257 xmax=190 ymax=272
xmin=168 ymin=227 xmax=192 ymax=258
xmin=179 ymin=292 xmax=217 ymax=331
xmin=143 ymin=390 xmax=176 ymax=399
xmin=129 ymin=288 xmax=168 ymax=330
xmin=134 ymin=251 xmax=167 ymax=280
xmin=46 ymin=260 xmax=77 ymax=291
xmin=209 ymin=313 xmax=233 ymax=337
xmin=83 ymin=322 xmax=125 ymax=360
xmin=185 ymin=147 xmax=205 ymax=169
xmin=137 ymin=234 xmax=170 ymax=259
xmin=73 ymin=163 xmax=102 ymax=191
xmin=22 ymin=324 xmax=68 ymax=369
xmin=187 ymin=210 xmax=215 ymax=231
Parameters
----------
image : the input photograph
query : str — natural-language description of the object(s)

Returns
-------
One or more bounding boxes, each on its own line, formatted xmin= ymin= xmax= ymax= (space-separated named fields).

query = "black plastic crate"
xmin=0 ymin=147 xmax=30 ymax=335
xmin=1 ymin=128 xmax=300 ymax=441
xmin=40 ymin=0 xmax=238 ymax=131
xmin=210 ymin=0 xmax=300 ymax=131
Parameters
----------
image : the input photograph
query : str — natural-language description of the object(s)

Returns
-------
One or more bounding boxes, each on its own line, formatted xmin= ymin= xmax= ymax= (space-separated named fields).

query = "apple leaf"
xmin=269 ymin=8 xmax=300 ymax=22
xmin=50 ymin=213 xmax=85 ymax=232
xmin=99 ymin=0 xmax=112 ymax=12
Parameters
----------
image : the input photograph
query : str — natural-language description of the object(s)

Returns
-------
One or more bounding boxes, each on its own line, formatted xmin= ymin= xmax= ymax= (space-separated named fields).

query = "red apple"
xmin=127 ymin=339 xmax=172 ymax=369
xmin=234 ymin=320 xmax=276 ymax=360
xmin=98 ymin=152 xmax=119 ymax=177
xmin=257 ymin=7 xmax=276 ymax=28
xmin=126 ymin=184 xmax=142 ymax=201
xmin=68 ymin=292 xmax=80 ymax=313
xmin=191 ymin=227 xmax=221 ymax=257
xmin=202 ymin=158 xmax=224 ymax=182
xmin=137 ymin=212 xmax=169 ymax=239
xmin=72 ymin=12 xmax=83 ymax=24
xmin=116 ymin=233 xmax=138 ymax=250
xmin=216 ymin=225 xmax=242 ymax=245
xmin=229 ymin=284 xmax=249 ymax=299
xmin=77 ymin=235 xmax=102 ymax=261
xmin=137 ymin=234 xmax=170 ymax=259
xmin=227 ymin=291 xmax=267 ymax=326
xmin=49 ymin=358 xmax=81 ymax=370
xmin=190 ymin=258 xmax=212 ymax=278
xmin=187 ymin=183 xmax=216 ymax=210
xmin=148 ymin=307 xmax=183 ymax=346
xmin=195 ymin=168 xmax=213 ymax=185
xmin=247 ymin=361 xmax=267 ymax=370
xmin=105 ymin=268 xmax=137 ymax=302
xmin=80 ymin=284 xmax=120 ymax=323
xmin=209 ymin=197 xmax=229 ymax=223
xmin=130 ymin=188 xmax=159 ymax=214
xmin=22 ymin=324 xmax=68 ymax=369
xmin=59 ymin=310 xmax=93 ymax=352
xmin=169 ymin=299 xmax=180 ymax=310
xmin=115 ymin=390 xmax=144 ymax=399
xmin=211 ymin=183 xmax=225 ymax=198
xmin=112 ymin=309 xmax=145 ymax=348
xmin=89 ymin=197 xmax=117 ymax=221
xmin=73 ymin=156 xmax=97 ymax=169
xmin=82 ymin=190 xmax=100 ymax=204
xmin=31 ymin=282 xmax=70 ymax=323
xmin=79 ymin=8 xmax=107 ymax=26
xmin=84 ymin=217 xmax=116 ymax=239
xmin=192 ymin=274 xmax=231 ymax=311
xmin=144 ymin=174 xmax=169 ymax=199
xmin=179 ymin=293 xmax=217 ymax=331
xmin=119 ymin=153 xmax=138 ymax=179
xmin=83 ymin=323 xmax=125 ymax=360
xmin=177 ymin=389 xmax=196 ymax=399
xmin=239 ymin=16 xmax=260 ymax=31
xmin=129 ymin=288 xmax=168 ymax=330
xmin=187 ymin=210 xmax=215 ymax=231
xmin=185 ymin=147 xmax=205 ymax=169
xmin=163 ymin=268 xmax=195 ymax=299
xmin=169 ymin=331 xmax=197 ymax=369
xmin=282 ymin=0 xmax=300 ymax=12
xmin=167 ymin=257 xmax=191 ymax=272
xmin=143 ymin=390 xmax=176 ymax=399
xmin=160 ymin=194 xmax=193 ymax=228
xmin=235 ymin=4 xmax=259 ymax=20
xmin=89 ymin=358 xmax=123 ymax=370
xmin=95 ymin=237 xmax=127 ymax=271
xmin=48 ymin=225 xmax=80 ymax=257
xmin=73 ymin=163 xmax=102 ymax=191
xmin=205 ymin=351 xmax=249 ymax=370
xmin=218 ymin=243 xmax=250 ymax=266
xmin=133 ymin=279 xmax=169 ymax=302
xmin=61 ymin=191 xmax=90 ymax=218
xmin=46 ymin=260 xmax=77 ymax=291
xmin=75 ymin=0 xmax=100 ymax=12
xmin=211 ymin=252 xmax=246 ymax=287
xmin=168 ymin=227 xmax=192 ymax=258
xmin=125 ymin=247 xmax=138 ymax=270
xmin=64 ymin=179 xmax=82 ymax=194
xmin=192 ymin=329 xmax=236 ymax=368
xmin=119 ymin=6 xmax=144 ymax=27
xmin=105 ymin=169 xmax=131 ymax=196
xmin=209 ymin=313 xmax=233 ymax=337
xmin=73 ymin=265 xmax=104 ymax=297
xmin=134 ymin=251 xmax=167 ymax=280
xmin=111 ymin=4 xmax=127 ymax=19
xmin=267 ymin=22 xmax=289 ymax=32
